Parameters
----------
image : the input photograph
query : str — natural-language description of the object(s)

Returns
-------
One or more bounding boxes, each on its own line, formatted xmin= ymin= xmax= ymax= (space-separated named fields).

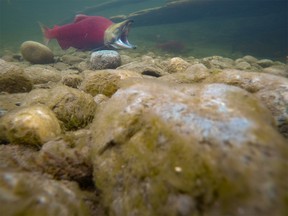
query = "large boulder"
xmin=90 ymin=81 xmax=288 ymax=216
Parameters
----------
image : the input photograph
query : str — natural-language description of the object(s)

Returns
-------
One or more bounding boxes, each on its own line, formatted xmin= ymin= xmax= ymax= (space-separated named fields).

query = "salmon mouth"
xmin=104 ymin=20 xmax=136 ymax=49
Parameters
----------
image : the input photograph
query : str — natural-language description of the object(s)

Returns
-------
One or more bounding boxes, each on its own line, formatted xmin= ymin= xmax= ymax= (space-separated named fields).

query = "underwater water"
xmin=0 ymin=0 xmax=287 ymax=61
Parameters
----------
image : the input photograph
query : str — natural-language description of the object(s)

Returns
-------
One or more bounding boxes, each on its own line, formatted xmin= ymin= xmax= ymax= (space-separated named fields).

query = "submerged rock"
xmin=166 ymin=57 xmax=190 ymax=73
xmin=117 ymin=59 xmax=167 ymax=77
xmin=61 ymin=74 xmax=83 ymax=88
xmin=90 ymin=81 xmax=288 ymax=216
xmin=22 ymin=85 xmax=97 ymax=130
xmin=159 ymin=63 xmax=209 ymax=84
xmin=0 ymin=93 xmax=27 ymax=113
xmin=262 ymin=64 xmax=288 ymax=77
xmin=201 ymin=56 xmax=234 ymax=69
xmin=0 ymin=105 xmax=61 ymax=146
xmin=20 ymin=41 xmax=54 ymax=64
xmin=90 ymin=50 xmax=121 ymax=70
xmin=0 ymin=169 xmax=89 ymax=216
xmin=0 ymin=59 xmax=33 ymax=93
xmin=203 ymin=69 xmax=288 ymax=137
xmin=242 ymin=55 xmax=258 ymax=63
xmin=80 ymin=69 xmax=142 ymax=97
xmin=0 ymin=144 xmax=40 ymax=171
xmin=235 ymin=61 xmax=251 ymax=70
xmin=257 ymin=59 xmax=274 ymax=68
xmin=37 ymin=129 xmax=93 ymax=186
xmin=23 ymin=65 xmax=62 ymax=84
xmin=61 ymin=54 xmax=84 ymax=65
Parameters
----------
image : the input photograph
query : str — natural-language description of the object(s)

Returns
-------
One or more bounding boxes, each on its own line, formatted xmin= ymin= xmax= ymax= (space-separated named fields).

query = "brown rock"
xmin=0 ymin=59 xmax=33 ymax=93
xmin=166 ymin=57 xmax=190 ymax=73
xmin=0 ymin=144 xmax=40 ymax=171
xmin=20 ymin=41 xmax=54 ymax=64
xmin=23 ymin=65 xmax=62 ymax=84
xmin=262 ymin=65 xmax=288 ymax=77
xmin=22 ymin=85 xmax=97 ymax=130
xmin=61 ymin=54 xmax=84 ymax=65
xmin=159 ymin=65 xmax=209 ymax=84
xmin=61 ymin=74 xmax=83 ymax=88
xmin=117 ymin=59 xmax=167 ymax=77
xmin=0 ymin=169 xmax=89 ymax=215
xmin=0 ymin=93 xmax=27 ymax=113
xmin=37 ymin=129 xmax=93 ymax=186
xmin=257 ymin=59 xmax=274 ymax=68
xmin=80 ymin=69 xmax=142 ymax=97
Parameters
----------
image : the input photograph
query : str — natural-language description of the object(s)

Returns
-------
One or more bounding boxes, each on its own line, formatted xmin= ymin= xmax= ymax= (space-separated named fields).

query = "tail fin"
xmin=38 ymin=22 xmax=51 ymax=46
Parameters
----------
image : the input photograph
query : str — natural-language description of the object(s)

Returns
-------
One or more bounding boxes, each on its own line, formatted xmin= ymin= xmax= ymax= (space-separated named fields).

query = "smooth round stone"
xmin=235 ymin=61 xmax=251 ymax=70
xmin=0 ymin=105 xmax=61 ymax=145
xmin=90 ymin=50 xmax=121 ymax=70
xmin=257 ymin=59 xmax=274 ymax=68
xmin=20 ymin=41 xmax=54 ymax=64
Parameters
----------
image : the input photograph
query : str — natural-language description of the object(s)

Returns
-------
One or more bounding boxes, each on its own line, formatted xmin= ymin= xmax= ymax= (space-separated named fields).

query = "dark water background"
xmin=0 ymin=0 xmax=287 ymax=61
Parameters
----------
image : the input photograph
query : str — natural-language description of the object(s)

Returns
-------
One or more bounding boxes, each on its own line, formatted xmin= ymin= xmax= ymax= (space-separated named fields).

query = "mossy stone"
xmin=90 ymin=81 xmax=288 ymax=216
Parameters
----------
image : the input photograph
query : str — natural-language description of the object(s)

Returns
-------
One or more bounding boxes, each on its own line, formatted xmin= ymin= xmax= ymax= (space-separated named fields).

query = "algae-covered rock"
xmin=202 ymin=56 xmax=234 ymax=69
xmin=262 ymin=64 xmax=288 ymax=77
xmin=166 ymin=57 xmax=190 ymax=73
xmin=159 ymin=64 xmax=209 ymax=84
xmin=203 ymin=69 xmax=288 ymax=137
xmin=37 ymin=129 xmax=93 ymax=186
xmin=80 ymin=69 xmax=142 ymax=97
xmin=94 ymin=94 xmax=109 ymax=105
xmin=255 ymin=85 xmax=288 ymax=138
xmin=235 ymin=61 xmax=251 ymax=70
xmin=90 ymin=81 xmax=288 ymax=216
xmin=257 ymin=59 xmax=274 ymax=68
xmin=0 ymin=169 xmax=89 ymax=216
xmin=22 ymin=85 xmax=97 ymax=130
xmin=0 ymin=93 xmax=27 ymax=113
xmin=61 ymin=74 xmax=83 ymax=88
xmin=0 ymin=144 xmax=40 ymax=171
xmin=20 ymin=41 xmax=54 ymax=64
xmin=117 ymin=59 xmax=167 ymax=77
xmin=23 ymin=65 xmax=62 ymax=84
xmin=61 ymin=54 xmax=84 ymax=65
xmin=0 ymin=59 xmax=33 ymax=93
xmin=0 ymin=105 xmax=61 ymax=146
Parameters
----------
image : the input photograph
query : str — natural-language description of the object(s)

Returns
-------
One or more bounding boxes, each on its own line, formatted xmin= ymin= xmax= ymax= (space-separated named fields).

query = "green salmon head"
xmin=104 ymin=20 xmax=136 ymax=49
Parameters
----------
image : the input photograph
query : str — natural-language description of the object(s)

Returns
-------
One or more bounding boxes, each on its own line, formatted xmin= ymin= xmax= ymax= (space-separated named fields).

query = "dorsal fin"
xmin=74 ymin=14 xmax=89 ymax=23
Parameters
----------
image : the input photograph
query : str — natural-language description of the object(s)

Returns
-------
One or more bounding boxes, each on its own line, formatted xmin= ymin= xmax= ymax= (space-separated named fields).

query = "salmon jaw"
xmin=104 ymin=20 xmax=136 ymax=49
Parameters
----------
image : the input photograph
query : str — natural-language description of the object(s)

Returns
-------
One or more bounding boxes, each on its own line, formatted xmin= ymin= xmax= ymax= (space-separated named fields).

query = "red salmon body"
xmin=43 ymin=15 xmax=114 ymax=50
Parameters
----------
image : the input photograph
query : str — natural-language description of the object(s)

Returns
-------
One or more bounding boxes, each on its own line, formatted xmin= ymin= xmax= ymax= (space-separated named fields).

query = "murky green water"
xmin=0 ymin=0 xmax=287 ymax=61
